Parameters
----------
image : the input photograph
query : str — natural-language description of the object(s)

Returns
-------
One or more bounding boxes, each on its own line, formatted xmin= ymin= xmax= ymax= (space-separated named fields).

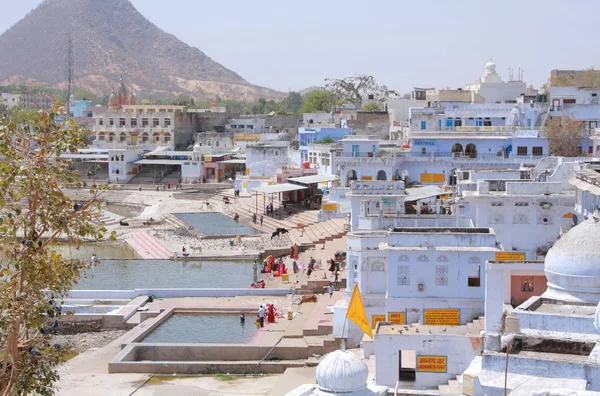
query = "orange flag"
xmin=346 ymin=284 xmax=373 ymax=339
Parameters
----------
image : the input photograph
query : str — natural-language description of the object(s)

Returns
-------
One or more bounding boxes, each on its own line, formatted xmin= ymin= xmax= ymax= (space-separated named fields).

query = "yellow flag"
xmin=346 ymin=284 xmax=373 ymax=339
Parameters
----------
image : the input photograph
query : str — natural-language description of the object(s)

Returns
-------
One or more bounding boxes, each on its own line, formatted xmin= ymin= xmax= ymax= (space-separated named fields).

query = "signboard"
xmin=388 ymin=312 xmax=406 ymax=325
xmin=361 ymin=176 xmax=373 ymax=181
xmin=371 ymin=315 xmax=386 ymax=329
xmin=322 ymin=203 xmax=338 ymax=211
xmin=420 ymin=173 xmax=445 ymax=183
xmin=246 ymin=168 xmax=251 ymax=175
xmin=495 ymin=252 xmax=525 ymax=261
xmin=413 ymin=139 xmax=436 ymax=147
xmin=423 ymin=309 xmax=460 ymax=326
xmin=417 ymin=356 xmax=447 ymax=373
xmin=242 ymin=182 xmax=248 ymax=188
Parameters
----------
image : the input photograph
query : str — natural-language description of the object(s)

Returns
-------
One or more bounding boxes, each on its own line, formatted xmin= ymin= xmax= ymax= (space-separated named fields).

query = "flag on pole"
xmin=346 ymin=284 xmax=373 ymax=339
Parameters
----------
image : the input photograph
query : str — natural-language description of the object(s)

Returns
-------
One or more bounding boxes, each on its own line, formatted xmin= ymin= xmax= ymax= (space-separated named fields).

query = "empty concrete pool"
xmin=142 ymin=314 xmax=258 ymax=344
xmin=175 ymin=212 xmax=259 ymax=236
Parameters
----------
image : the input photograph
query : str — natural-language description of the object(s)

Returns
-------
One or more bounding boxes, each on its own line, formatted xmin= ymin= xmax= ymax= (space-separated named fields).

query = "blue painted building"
xmin=299 ymin=127 xmax=352 ymax=162
xmin=69 ymin=99 xmax=93 ymax=118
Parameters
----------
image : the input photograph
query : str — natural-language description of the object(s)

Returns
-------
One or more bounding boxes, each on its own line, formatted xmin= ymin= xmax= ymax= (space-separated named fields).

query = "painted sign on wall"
xmin=495 ymin=252 xmax=525 ymax=261
xmin=423 ymin=309 xmax=460 ymax=326
xmin=322 ymin=203 xmax=338 ymax=211
xmin=388 ymin=312 xmax=406 ymax=325
xmin=371 ymin=315 xmax=386 ymax=329
xmin=413 ymin=139 xmax=436 ymax=147
xmin=361 ymin=176 xmax=373 ymax=181
xmin=420 ymin=173 xmax=445 ymax=183
xmin=417 ymin=356 xmax=447 ymax=373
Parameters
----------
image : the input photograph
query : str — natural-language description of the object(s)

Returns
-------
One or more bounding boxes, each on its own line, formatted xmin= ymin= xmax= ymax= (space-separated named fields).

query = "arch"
xmin=394 ymin=169 xmax=401 ymax=181
xmin=142 ymin=132 xmax=149 ymax=142
xmin=152 ymin=132 xmax=160 ymax=143
xmin=164 ymin=132 xmax=172 ymax=142
xmin=377 ymin=170 xmax=387 ymax=181
xmin=348 ymin=169 xmax=358 ymax=183
xmin=98 ymin=132 xmax=106 ymax=141
xmin=108 ymin=132 xmax=115 ymax=142
xmin=451 ymin=143 xmax=463 ymax=154
xmin=465 ymin=143 xmax=477 ymax=158
xmin=119 ymin=132 xmax=127 ymax=142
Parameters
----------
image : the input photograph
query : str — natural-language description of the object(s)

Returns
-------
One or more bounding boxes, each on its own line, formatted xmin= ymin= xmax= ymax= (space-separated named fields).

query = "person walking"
xmin=260 ymin=215 xmax=264 ymax=227
xmin=253 ymin=213 xmax=257 ymax=224
xmin=257 ymin=305 xmax=265 ymax=328
xmin=138 ymin=184 xmax=142 ymax=192
xmin=328 ymin=283 xmax=334 ymax=298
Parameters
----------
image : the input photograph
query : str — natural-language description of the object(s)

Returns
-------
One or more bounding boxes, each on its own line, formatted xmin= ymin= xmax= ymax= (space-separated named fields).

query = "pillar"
xmin=485 ymin=263 xmax=505 ymax=333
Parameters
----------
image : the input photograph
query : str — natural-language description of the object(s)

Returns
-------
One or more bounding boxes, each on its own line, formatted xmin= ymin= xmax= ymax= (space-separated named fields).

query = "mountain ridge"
xmin=0 ymin=0 xmax=283 ymax=100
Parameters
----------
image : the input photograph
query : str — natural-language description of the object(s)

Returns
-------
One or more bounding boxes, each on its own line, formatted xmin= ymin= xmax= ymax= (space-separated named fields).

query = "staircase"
xmin=94 ymin=210 xmax=124 ymax=226
xmin=437 ymin=376 xmax=463 ymax=394
xmin=125 ymin=231 xmax=173 ymax=259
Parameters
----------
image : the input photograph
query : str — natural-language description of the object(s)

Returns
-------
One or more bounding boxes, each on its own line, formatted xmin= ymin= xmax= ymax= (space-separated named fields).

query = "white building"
xmin=225 ymin=117 xmax=266 ymax=134
xmin=1 ymin=93 xmax=21 ymax=109
xmin=571 ymin=161 xmax=600 ymax=221
xmin=334 ymin=223 xmax=500 ymax=348
xmin=479 ymin=219 xmax=600 ymax=394
xmin=458 ymin=161 xmax=578 ymax=259
xmin=303 ymin=112 xmax=333 ymax=127
xmin=194 ymin=131 xmax=234 ymax=155
xmin=464 ymin=59 xmax=527 ymax=103
xmin=245 ymin=141 xmax=290 ymax=177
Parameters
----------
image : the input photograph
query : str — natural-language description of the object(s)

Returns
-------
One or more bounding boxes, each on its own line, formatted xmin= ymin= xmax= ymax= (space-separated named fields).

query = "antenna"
xmin=65 ymin=33 xmax=74 ymax=117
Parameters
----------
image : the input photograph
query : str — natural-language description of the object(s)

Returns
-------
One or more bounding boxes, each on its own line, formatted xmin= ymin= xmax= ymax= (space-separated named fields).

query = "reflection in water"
xmin=74 ymin=259 xmax=253 ymax=290
xmin=142 ymin=314 xmax=257 ymax=343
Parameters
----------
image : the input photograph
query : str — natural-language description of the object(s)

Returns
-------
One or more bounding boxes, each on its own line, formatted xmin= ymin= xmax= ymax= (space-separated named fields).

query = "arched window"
xmin=377 ymin=170 xmax=387 ymax=181
xmin=465 ymin=143 xmax=477 ymax=158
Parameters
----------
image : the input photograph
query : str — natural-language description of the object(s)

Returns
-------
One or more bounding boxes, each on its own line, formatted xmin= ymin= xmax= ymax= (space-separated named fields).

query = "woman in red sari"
xmin=267 ymin=304 xmax=276 ymax=323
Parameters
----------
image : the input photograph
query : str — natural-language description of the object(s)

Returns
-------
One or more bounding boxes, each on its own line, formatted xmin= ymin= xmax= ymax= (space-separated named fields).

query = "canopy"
xmin=405 ymin=185 xmax=444 ymax=201
xmin=252 ymin=183 xmax=308 ymax=194
xmin=288 ymin=175 xmax=338 ymax=185
xmin=218 ymin=159 xmax=246 ymax=164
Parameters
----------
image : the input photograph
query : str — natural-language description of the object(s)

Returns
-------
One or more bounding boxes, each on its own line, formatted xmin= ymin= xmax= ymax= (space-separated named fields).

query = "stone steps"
xmin=126 ymin=231 xmax=172 ymax=259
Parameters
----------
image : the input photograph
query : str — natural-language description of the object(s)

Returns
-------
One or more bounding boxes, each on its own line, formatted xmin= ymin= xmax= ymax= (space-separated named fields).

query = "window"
xmin=164 ymin=118 xmax=171 ymax=127
xmin=142 ymin=118 xmax=148 ymax=127
xmin=517 ymin=146 xmax=528 ymax=156
xmin=238 ymin=125 xmax=245 ymax=129
xmin=483 ymin=120 xmax=492 ymax=126
xmin=446 ymin=119 xmax=453 ymax=127
xmin=131 ymin=118 xmax=137 ymax=127
xmin=563 ymin=99 xmax=576 ymax=104
xmin=119 ymin=118 xmax=126 ymax=127
xmin=532 ymin=146 xmax=543 ymax=156
xmin=468 ymin=277 xmax=481 ymax=287
xmin=309 ymin=119 xmax=314 ymax=124
xmin=420 ymin=121 xmax=427 ymax=130
xmin=109 ymin=118 xmax=114 ymax=126
xmin=246 ymin=125 xmax=254 ymax=129
xmin=421 ymin=147 xmax=427 ymax=155
xmin=153 ymin=118 xmax=160 ymax=127
xmin=119 ymin=134 xmax=126 ymax=142
xmin=231 ymin=124 xmax=237 ymax=128
xmin=454 ymin=119 xmax=462 ymax=127
xmin=99 ymin=119 xmax=104 ymax=126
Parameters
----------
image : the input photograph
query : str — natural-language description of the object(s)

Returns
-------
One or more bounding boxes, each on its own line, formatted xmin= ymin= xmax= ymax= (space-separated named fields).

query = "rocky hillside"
xmin=0 ymin=0 xmax=282 ymax=100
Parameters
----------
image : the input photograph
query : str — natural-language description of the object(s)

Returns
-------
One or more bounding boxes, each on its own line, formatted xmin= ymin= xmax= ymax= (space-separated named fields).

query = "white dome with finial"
xmin=544 ymin=219 xmax=600 ymax=303
xmin=315 ymin=350 xmax=369 ymax=394
xmin=482 ymin=58 xmax=502 ymax=83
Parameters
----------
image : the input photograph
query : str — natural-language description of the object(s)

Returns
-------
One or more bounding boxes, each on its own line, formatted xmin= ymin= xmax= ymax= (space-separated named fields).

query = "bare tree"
xmin=545 ymin=115 xmax=585 ymax=157
xmin=324 ymin=75 xmax=397 ymax=107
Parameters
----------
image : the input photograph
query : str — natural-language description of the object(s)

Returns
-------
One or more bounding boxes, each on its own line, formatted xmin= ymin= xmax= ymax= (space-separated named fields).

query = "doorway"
xmin=398 ymin=350 xmax=416 ymax=382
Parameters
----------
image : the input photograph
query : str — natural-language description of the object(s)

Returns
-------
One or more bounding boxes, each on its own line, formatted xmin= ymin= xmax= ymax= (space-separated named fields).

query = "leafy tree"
xmin=313 ymin=137 xmax=335 ymax=144
xmin=8 ymin=108 xmax=41 ymax=125
xmin=282 ymin=92 xmax=304 ymax=115
xmin=362 ymin=102 xmax=382 ymax=112
xmin=325 ymin=75 xmax=398 ymax=106
xmin=171 ymin=94 xmax=195 ymax=108
xmin=0 ymin=107 xmax=111 ymax=395
xmin=545 ymin=115 xmax=585 ymax=157
xmin=302 ymin=90 xmax=336 ymax=113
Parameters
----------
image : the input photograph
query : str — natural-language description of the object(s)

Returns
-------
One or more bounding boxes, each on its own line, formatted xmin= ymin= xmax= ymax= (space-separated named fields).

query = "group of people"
xmin=152 ymin=180 xmax=183 ymax=192
xmin=250 ymin=280 xmax=266 ymax=289
xmin=255 ymin=303 xmax=277 ymax=328
xmin=252 ymin=213 xmax=264 ymax=226
xmin=261 ymin=256 xmax=287 ymax=277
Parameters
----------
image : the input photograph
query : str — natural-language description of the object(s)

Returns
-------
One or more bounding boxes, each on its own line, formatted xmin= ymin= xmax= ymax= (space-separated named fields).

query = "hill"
xmin=0 ymin=0 xmax=283 ymax=100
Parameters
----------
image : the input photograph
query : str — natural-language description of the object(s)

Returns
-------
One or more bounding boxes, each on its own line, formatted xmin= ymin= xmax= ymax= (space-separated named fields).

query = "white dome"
xmin=544 ymin=219 xmax=600 ymax=303
xmin=485 ymin=59 xmax=496 ymax=73
xmin=193 ymin=143 xmax=202 ymax=152
xmin=315 ymin=350 xmax=368 ymax=394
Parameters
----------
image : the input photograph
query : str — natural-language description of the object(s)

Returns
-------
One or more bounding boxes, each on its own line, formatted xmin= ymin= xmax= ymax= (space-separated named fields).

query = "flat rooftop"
xmin=391 ymin=227 xmax=490 ymax=234
xmin=378 ymin=321 xmax=483 ymax=337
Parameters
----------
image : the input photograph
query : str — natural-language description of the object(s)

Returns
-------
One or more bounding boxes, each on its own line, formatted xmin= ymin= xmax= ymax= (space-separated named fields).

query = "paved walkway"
xmin=125 ymin=231 xmax=173 ymax=259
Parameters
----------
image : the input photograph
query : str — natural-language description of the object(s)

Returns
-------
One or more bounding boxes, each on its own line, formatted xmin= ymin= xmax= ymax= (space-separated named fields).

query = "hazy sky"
xmin=3 ymin=0 xmax=600 ymax=93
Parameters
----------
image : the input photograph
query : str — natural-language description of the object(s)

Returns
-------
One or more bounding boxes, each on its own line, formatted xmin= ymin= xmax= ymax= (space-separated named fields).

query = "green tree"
xmin=313 ymin=137 xmax=335 ymax=144
xmin=282 ymin=92 xmax=304 ymax=115
xmin=302 ymin=90 xmax=336 ymax=113
xmin=0 ymin=108 xmax=111 ymax=395
xmin=8 ymin=108 xmax=41 ymax=125
xmin=172 ymin=94 xmax=196 ymax=109
xmin=362 ymin=102 xmax=382 ymax=111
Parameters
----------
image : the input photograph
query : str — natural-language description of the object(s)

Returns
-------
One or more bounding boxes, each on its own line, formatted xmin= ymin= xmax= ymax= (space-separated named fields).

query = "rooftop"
xmin=391 ymin=227 xmax=490 ymax=234
xmin=377 ymin=320 xmax=483 ymax=337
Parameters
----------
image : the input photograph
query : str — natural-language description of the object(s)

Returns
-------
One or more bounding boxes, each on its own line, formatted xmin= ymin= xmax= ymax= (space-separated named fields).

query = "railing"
xmin=336 ymin=152 xmax=382 ymax=158
xmin=334 ymin=150 xmax=547 ymax=162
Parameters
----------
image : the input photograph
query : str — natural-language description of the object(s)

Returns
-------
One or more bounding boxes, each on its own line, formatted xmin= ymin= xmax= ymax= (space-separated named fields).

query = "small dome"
xmin=193 ymin=143 xmax=202 ymax=152
xmin=316 ymin=350 xmax=368 ymax=393
xmin=485 ymin=58 xmax=496 ymax=73
xmin=544 ymin=219 xmax=600 ymax=303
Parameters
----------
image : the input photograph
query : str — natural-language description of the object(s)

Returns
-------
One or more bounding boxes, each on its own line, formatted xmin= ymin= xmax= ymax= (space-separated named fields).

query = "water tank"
xmin=302 ymin=161 xmax=311 ymax=169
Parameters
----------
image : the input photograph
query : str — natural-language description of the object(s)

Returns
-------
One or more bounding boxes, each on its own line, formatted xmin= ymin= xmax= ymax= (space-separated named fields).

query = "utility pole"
xmin=66 ymin=33 xmax=74 ymax=117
